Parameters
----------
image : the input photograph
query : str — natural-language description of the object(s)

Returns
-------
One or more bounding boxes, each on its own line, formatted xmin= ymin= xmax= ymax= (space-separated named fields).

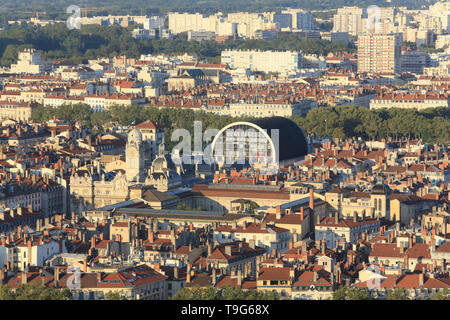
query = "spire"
xmin=158 ymin=135 xmax=166 ymax=155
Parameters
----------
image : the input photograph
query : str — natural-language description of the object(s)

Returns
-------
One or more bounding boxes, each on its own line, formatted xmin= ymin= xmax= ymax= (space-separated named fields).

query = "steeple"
xmin=158 ymin=135 xmax=166 ymax=155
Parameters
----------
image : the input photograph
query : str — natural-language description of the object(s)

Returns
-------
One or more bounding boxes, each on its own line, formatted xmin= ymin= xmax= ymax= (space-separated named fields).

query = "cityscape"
xmin=0 ymin=0 xmax=448 ymax=303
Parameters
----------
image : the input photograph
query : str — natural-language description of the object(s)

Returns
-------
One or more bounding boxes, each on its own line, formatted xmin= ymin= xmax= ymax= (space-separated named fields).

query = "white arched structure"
xmin=210 ymin=121 xmax=279 ymax=168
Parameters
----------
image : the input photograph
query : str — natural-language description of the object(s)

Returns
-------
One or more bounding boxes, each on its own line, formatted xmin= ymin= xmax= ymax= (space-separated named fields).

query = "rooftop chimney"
xmin=309 ymin=188 xmax=314 ymax=211
xmin=237 ymin=269 xmax=242 ymax=287
xmin=419 ymin=271 xmax=424 ymax=287
xmin=54 ymin=267 xmax=59 ymax=287
xmin=22 ymin=270 xmax=28 ymax=285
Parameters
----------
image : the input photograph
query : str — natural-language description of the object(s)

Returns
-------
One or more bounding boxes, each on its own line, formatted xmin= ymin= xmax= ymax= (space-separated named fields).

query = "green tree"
xmin=172 ymin=286 xmax=277 ymax=300
xmin=332 ymin=286 xmax=372 ymax=300
xmin=15 ymin=283 xmax=71 ymax=300
xmin=105 ymin=290 xmax=128 ymax=300
xmin=0 ymin=284 xmax=15 ymax=300
xmin=332 ymin=127 xmax=346 ymax=140
xmin=431 ymin=288 xmax=450 ymax=300
xmin=386 ymin=288 xmax=409 ymax=300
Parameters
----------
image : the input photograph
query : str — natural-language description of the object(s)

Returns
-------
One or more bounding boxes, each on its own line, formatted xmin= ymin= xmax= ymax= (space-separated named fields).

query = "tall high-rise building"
xmin=357 ymin=33 xmax=402 ymax=74
xmin=281 ymin=9 xmax=314 ymax=30
xmin=333 ymin=7 xmax=366 ymax=36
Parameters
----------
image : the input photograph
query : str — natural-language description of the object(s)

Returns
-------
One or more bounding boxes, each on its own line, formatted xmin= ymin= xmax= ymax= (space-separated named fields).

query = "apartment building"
xmin=357 ymin=33 xmax=403 ymax=74
xmin=0 ymin=235 xmax=65 ymax=271
xmin=333 ymin=7 xmax=366 ymax=36
xmin=202 ymin=99 xmax=316 ymax=118
xmin=370 ymin=92 xmax=449 ymax=110
xmin=401 ymin=51 xmax=431 ymax=74
xmin=0 ymin=101 xmax=36 ymax=122
xmin=221 ymin=49 xmax=302 ymax=74
xmin=315 ymin=215 xmax=381 ymax=249
xmin=205 ymin=241 xmax=266 ymax=275
xmin=10 ymin=49 xmax=51 ymax=75
xmin=282 ymin=9 xmax=314 ymax=30
xmin=213 ymin=222 xmax=291 ymax=253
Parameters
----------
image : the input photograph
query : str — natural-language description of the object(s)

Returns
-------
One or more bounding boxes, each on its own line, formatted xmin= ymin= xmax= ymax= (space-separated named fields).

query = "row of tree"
xmin=31 ymin=103 xmax=246 ymax=150
xmin=292 ymin=105 xmax=450 ymax=144
xmin=32 ymin=104 xmax=450 ymax=145
xmin=172 ymin=286 xmax=278 ymax=300
xmin=0 ymin=283 xmax=71 ymax=300
xmin=332 ymin=286 xmax=450 ymax=300
xmin=0 ymin=24 xmax=353 ymax=66
xmin=0 ymin=282 xmax=130 ymax=300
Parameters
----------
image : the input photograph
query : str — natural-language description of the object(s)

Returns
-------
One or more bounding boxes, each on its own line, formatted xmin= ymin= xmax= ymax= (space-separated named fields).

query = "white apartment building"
xmin=315 ymin=216 xmax=380 ymax=249
xmin=213 ymin=222 xmax=291 ymax=253
xmin=60 ymin=67 xmax=97 ymax=81
xmin=202 ymin=100 xmax=316 ymax=118
xmin=168 ymin=12 xmax=218 ymax=34
xmin=282 ymin=9 xmax=314 ymax=30
xmin=428 ymin=2 xmax=450 ymax=33
xmin=143 ymin=16 xmax=165 ymax=30
xmin=333 ymin=7 xmax=366 ymax=36
xmin=370 ymin=93 xmax=449 ymax=110
xmin=84 ymin=94 xmax=108 ymax=112
xmin=10 ymin=49 xmax=51 ymax=74
xmin=436 ymin=34 xmax=450 ymax=49
xmin=0 ymin=237 xmax=65 ymax=271
xmin=221 ymin=49 xmax=302 ymax=74
xmin=168 ymin=12 xmax=277 ymax=38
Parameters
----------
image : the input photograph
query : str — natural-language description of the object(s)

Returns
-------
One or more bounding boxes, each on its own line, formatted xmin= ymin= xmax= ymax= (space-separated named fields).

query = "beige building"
xmin=201 ymin=100 xmax=316 ymax=118
xmin=357 ymin=33 xmax=403 ymax=74
xmin=325 ymin=184 xmax=391 ymax=220
xmin=0 ymin=101 xmax=35 ymax=121
xmin=110 ymin=221 xmax=132 ymax=242
xmin=10 ymin=49 xmax=50 ymax=74
xmin=213 ymin=222 xmax=291 ymax=253
xmin=70 ymin=127 xmax=177 ymax=212
xmin=370 ymin=93 xmax=449 ymax=110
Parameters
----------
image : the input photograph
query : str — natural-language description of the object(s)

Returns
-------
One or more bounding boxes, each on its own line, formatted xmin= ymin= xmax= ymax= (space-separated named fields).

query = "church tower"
xmin=126 ymin=128 xmax=145 ymax=182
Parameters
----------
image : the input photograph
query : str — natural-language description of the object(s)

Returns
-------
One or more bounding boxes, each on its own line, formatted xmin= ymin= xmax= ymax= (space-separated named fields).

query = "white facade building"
xmin=10 ymin=49 xmax=51 ymax=74
xmin=221 ymin=49 xmax=302 ymax=74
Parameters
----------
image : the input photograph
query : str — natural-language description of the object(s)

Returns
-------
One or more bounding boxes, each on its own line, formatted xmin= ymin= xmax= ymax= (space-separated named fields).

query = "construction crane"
xmin=17 ymin=11 xmax=46 ymax=19
xmin=81 ymin=7 xmax=105 ymax=18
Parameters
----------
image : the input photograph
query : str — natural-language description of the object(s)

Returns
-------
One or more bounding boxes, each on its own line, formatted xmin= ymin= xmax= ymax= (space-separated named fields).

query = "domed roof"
xmin=372 ymin=183 xmax=391 ymax=195
xmin=128 ymin=128 xmax=142 ymax=144
xmin=247 ymin=116 xmax=309 ymax=161
xmin=152 ymin=156 xmax=167 ymax=171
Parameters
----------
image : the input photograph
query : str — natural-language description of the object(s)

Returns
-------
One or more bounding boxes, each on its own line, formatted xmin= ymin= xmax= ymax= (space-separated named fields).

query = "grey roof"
xmin=141 ymin=188 xmax=179 ymax=202
xmin=114 ymin=208 xmax=250 ymax=222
